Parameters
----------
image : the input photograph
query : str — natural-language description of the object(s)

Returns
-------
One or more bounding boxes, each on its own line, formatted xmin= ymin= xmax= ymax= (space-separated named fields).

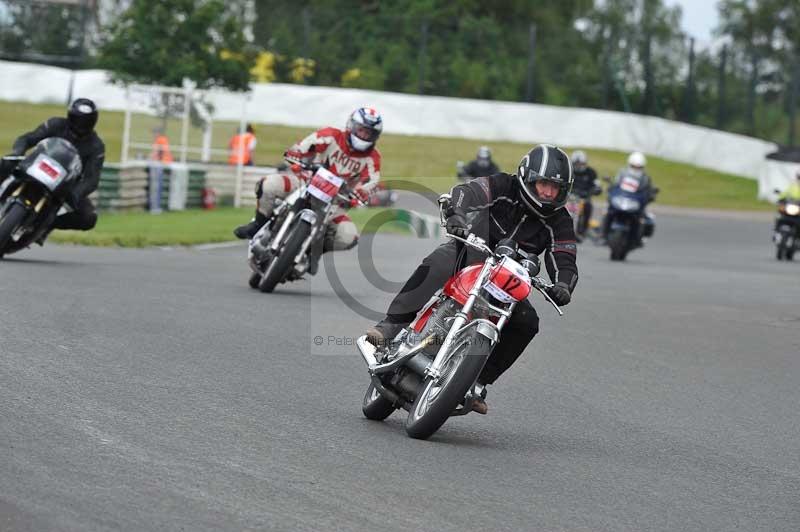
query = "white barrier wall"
xmin=0 ymin=60 xmax=783 ymax=197
xmin=759 ymin=160 xmax=800 ymax=202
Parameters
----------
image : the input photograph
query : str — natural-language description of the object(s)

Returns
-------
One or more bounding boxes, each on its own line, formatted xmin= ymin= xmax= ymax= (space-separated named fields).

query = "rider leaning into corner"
xmin=366 ymin=144 xmax=579 ymax=415
xmin=1 ymin=98 xmax=105 ymax=235
xmin=233 ymin=107 xmax=383 ymax=255
xmin=600 ymin=151 xmax=657 ymax=242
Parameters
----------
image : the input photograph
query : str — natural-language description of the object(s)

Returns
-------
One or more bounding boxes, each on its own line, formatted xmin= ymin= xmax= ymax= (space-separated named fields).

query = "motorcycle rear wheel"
xmin=0 ymin=202 xmax=27 ymax=257
xmin=362 ymin=382 xmax=396 ymax=421
xmin=404 ymin=330 xmax=491 ymax=440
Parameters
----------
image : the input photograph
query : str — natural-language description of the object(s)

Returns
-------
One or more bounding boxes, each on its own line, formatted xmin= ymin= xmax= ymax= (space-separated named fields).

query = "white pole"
xmin=121 ymin=87 xmax=131 ymax=164
xmin=180 ymin=85 xmax=192 ymax=164
xmin=234 ymin=95 xmax=248 ymax=208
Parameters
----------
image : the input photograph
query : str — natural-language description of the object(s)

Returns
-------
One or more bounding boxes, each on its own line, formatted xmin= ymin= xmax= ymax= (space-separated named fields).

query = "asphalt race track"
xmin=1 ymin=211 xmax=799 ymax=531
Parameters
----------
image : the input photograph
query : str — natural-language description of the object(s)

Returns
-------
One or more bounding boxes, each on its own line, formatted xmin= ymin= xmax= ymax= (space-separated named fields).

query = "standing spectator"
xmin=228 ymin=124 xmax=257 ymax=166
xmin=148 ymin=127 xmax=172 ymax=213
xmin=150 ymin=127 xmax=173 ymax=163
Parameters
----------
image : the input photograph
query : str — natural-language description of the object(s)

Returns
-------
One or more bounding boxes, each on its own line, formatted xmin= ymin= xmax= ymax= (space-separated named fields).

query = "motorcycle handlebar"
xmin=444 ymin=230 xmax=562 ymax=314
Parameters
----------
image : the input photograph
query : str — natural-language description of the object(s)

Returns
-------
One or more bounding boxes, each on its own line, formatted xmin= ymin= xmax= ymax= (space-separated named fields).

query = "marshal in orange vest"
xmin=228 ymin=124 xmax=257 ymax=165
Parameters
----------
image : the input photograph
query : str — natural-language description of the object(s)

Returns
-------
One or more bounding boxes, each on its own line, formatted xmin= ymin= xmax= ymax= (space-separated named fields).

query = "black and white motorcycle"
xmin=0 ymin=138 xmax=83 ymax=258
xmin=247 ymin=162 xmax=364 ymax=292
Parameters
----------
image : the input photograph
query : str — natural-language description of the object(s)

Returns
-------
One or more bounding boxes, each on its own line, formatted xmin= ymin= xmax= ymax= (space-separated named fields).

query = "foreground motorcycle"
xmin=773 ymin=193 xmax=800 ymax=261
xmin=247 ymin=161 xmax=363 ymax=292
xmin=604 ymin=176 xmax=657 ymax=261
xmin=0 ymin=138 xmax=82 ymax=258
xmin=355 ymin=195 xmax=564 ymax=440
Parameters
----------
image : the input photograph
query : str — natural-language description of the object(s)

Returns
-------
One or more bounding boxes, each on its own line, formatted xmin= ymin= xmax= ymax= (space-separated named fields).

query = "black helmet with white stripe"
xmin=516 ymin=144 xmax=573 ymax=218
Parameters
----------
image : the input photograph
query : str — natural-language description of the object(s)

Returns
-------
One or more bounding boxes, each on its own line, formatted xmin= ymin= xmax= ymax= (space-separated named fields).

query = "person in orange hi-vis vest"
xmin=150 ymin=127 xmax=173 ymax=163
xmin=228 ymin=123 xmax=257 ymax=166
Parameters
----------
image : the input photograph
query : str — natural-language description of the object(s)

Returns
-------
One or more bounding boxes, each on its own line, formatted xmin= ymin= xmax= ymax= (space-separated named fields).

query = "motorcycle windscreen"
xmin=306 ymin=167 xmax=344 ymax=203
xmin=21 ymin=138 xmax=82 ymax=192
xmin=25 ymin=153 xmax=70 ymax=191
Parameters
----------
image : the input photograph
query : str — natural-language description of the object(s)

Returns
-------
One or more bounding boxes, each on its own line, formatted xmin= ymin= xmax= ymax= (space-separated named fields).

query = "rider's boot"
xmin=470 ymin=382 xmax=488 ymax=415
xmin=35 ymin=227 xmax=53 ymax=246
xmin=234 ymin=211 xmax=268 ymax=240
xmin=365 ymin=320 xmax=407 ymax=348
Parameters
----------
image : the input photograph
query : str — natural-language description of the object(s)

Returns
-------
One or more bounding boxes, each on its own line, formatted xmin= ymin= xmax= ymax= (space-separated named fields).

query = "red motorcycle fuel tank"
xmin=442 ymin=263 xmax=484 ymax=306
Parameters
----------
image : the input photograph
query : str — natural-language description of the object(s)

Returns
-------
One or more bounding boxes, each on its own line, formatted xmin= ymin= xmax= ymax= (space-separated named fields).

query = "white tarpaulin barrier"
xmin=759 ymin=160 xmax=800 ymax=202
xmin=0 ymin=60 xmax=781 ymax=198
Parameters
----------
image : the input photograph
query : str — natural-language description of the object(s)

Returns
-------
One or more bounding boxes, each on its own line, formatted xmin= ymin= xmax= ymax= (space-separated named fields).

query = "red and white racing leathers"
xmin=255 ymin=127 xmax=381 ymax=250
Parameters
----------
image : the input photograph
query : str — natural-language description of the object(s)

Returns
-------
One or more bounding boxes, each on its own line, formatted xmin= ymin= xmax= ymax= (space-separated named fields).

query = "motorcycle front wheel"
xmin=776 ymin=234 xmax=789 ymax=261
xmin=0 ymin=202 xmax=28 ymax=257
xmin=404 ymin=330 xmax=491 ymax=440
xmin=259 ymin=221 xmax=311 ymax=293
xmin=608 ymin=230 xmax=628 ymax=261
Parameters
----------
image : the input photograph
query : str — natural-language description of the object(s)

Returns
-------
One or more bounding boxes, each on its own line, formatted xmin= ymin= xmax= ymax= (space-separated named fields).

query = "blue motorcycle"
xmin=604 ymin=177 xmax=657 ymax=261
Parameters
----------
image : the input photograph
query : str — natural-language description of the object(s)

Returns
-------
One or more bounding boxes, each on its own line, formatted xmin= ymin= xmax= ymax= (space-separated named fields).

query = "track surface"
xmin=1 ymin=211 xmax=799 ymax=531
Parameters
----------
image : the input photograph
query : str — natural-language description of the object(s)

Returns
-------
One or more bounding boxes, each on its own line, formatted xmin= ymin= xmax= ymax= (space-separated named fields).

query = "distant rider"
xmin=233 ymin=107 xmax=383 ymax=254
xmin=600 ymin=151 xmax=656 ymax=242
xmin=366 ymin=145 xmax=579 ymax=415
xmin=2 ymin=98 xmax=104 ymax=233
xmin=570 ymin=150 xmax=599 ymax=239
xmin=458 ymin=146 xmax=500 ymax=179
xmin=777 ymin=170 xmax=800 ymax=203
xmin=774 ymin=169 xmax=800 ymax=231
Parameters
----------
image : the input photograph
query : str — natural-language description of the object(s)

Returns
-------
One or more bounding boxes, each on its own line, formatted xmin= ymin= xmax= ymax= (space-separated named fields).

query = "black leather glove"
xmin=0 ymin=157 xmax=17 ymax=178
xmin=446 ymin=213 xmax=469 ymax=238
xmin=546 ymin=281 xmax=571 ymax=306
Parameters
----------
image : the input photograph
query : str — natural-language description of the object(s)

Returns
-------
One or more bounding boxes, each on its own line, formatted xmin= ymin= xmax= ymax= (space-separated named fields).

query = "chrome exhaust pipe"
xmin=357 ymin=334 xmax=437 ymax=376
xmin=356 ymin=335 xmax=378 ymax=369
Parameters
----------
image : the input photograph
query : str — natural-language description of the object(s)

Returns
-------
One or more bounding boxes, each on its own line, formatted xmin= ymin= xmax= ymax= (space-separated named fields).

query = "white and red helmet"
xmin=346 ymin=107 xmax=383 ymax=152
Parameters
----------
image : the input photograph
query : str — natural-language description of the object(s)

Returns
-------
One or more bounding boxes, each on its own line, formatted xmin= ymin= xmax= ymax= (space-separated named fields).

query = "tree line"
xmin=0 ymin=0 xmax=798 ymax=145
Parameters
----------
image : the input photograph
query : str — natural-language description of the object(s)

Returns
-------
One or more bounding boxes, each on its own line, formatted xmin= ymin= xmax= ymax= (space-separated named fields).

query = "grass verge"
xmin=49 ymin=207 xmax=410 ymax=247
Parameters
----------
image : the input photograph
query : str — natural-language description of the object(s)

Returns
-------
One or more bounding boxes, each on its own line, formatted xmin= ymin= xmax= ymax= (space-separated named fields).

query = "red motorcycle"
xmin=356 ymin=194 xmax=564 ymax=439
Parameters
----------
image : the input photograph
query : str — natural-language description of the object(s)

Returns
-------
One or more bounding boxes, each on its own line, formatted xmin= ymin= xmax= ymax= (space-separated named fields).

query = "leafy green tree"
xmin=97 ymin=0 xmax=253 ymax=91
xmin=0 ymin=0 xmax=89 ymax=65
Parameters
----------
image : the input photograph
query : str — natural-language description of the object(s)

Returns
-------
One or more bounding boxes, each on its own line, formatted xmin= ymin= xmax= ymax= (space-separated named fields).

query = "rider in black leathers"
xmin=458 ymin=146 xmax=500 ymax=179
xmin=3 ymin=98 xmax=105 ymax=232
xmin=570 ymin=150 xmax=599 ymax=239
xmin=367 ymin=145 xmax=579 ymax=414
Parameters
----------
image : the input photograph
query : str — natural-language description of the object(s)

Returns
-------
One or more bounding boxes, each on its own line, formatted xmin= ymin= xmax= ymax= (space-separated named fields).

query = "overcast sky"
xmin=665 ymin=0 xmax=720 ymax=44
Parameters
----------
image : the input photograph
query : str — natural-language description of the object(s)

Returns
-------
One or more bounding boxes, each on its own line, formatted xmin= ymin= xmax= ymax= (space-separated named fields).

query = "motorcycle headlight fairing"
xmin=610 ymin=195 xmax=641 ymax=212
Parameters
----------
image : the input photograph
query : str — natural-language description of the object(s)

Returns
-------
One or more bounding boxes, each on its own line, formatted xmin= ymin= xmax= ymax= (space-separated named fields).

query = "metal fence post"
xmin=525 ymin=23 xmax=537 ymax=103
xmin=716 ymin=44 xmax=727 ymax=129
